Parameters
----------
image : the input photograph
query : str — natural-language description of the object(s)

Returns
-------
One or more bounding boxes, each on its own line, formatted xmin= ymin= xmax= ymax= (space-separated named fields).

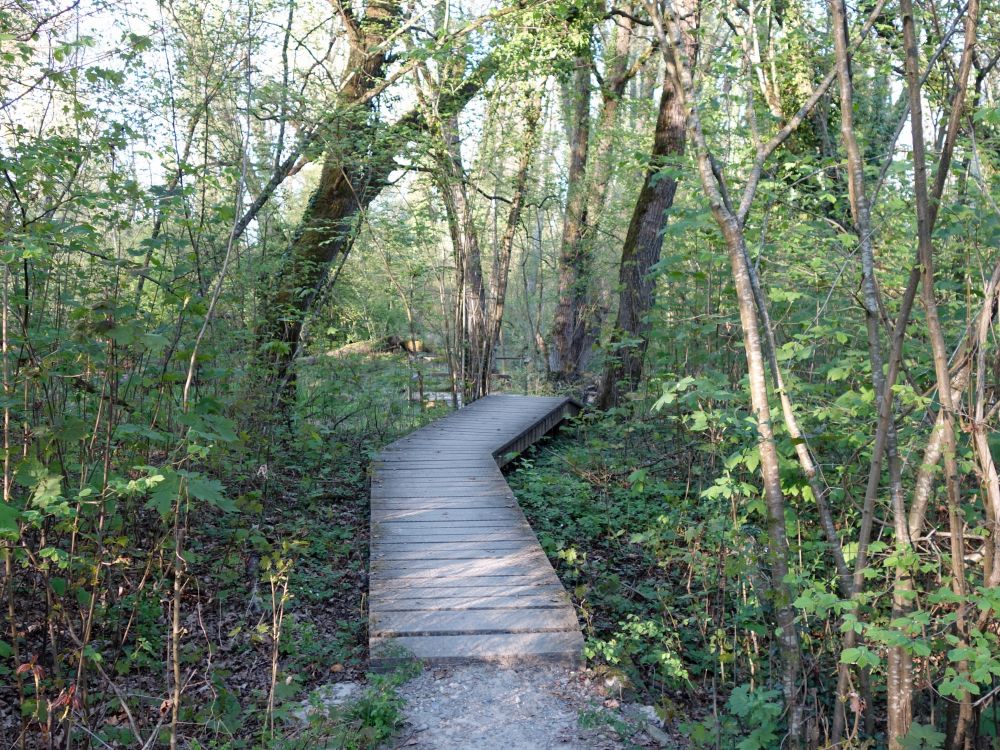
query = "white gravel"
xmin=383 ymin=664 xmax=627 ymax=749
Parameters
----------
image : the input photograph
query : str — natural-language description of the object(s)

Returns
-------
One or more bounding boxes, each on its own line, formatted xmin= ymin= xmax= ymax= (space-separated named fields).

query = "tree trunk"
xmin=551 ymin=18 xmax=649 ymax=386
xmin=438 ymin=115 xmax=490 ymax=401
xmin=597 ymin=69 xmax=686 ymax=408
xmin=549 ymin=51 xmax=593 ymax=381
xmin=260 ymin=0 xmax=403 ymax=375
xmin=901 ymin=0 xmax=978 ymax=745
xmin=257 ymin=7 xmax=496 ymax=387
xmin=585 ymin=15 xmax=636 ymax=223
xmin=827 ymin=0 xmax=911 ymax=740
xmin=648 ymin=5 xmax=804 ymax=742
xmin=486 ymin=89 xmax=543 ymax=388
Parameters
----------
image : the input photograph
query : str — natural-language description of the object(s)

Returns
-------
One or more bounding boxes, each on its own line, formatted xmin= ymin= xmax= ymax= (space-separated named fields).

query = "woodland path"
xmin=368 ymin=394 xmax=584 ymax=669
xmin=387 ymin=663 xmax=625 ymax=749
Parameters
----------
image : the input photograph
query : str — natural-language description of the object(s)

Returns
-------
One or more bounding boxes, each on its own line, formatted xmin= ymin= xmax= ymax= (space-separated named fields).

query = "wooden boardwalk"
xmin=369 ymin=394 xmax=584 ymax=669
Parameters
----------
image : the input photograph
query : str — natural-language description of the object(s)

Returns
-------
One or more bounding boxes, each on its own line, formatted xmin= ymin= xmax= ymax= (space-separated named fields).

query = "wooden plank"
xmin=371 ymin=486 xmax=514 ymax=498
xmin=370 ymin=608 xmax=580 ymax=637
xmin=371 ymin=563 xmax=554 ymax=579
xmin=372 ymin=483 xmax=511 ymax=495
xmin=372 ymin=494 xmax=516 ymax=504
xmin=370 ymin=631 xmax=583 ymax=669
xmin=372 ymin=547 xmax=547 ymax=563
xmin=371 ymin=508 xmax=521 ymax=523
xmin=371 ymin=461 xmax=500 ymax=469
xmin=373 ymin=545 xmax=543 ymax=558
xmin=372 ymin=544 xmax=537 ymax=559
xmin=372 ymin=468 xmax=499 ymax=477
xmin=372 ymin=593 xmax=570 ymax=611
xmin=368 ymin=395 xmax=582 ymax=668
xmin=374 ymin=520 xmax=529 ymax=532
xmin=373 ymin=474 xmax=504 ymax=483
xmin=370 ymin=574 xmax=558 ymax=590
xmin=372 ymin=549 xmax=535 ymax=561
xmin=371 ymin=583 xmax=567 ymax=601
xmin=372 ymin=547 xmax=535 ymax=559
xmin=371 ymin=559 xmax=550 ymax=576
xmin=371 ymin=501 xmax=518 ymax=513
xmin=374 ymin=532 xmax=535 ymax=543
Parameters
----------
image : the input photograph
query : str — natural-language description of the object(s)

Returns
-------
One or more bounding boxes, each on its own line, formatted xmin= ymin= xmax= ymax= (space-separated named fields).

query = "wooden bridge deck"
xmin=368 ymin=394 xmax=584 ymax=669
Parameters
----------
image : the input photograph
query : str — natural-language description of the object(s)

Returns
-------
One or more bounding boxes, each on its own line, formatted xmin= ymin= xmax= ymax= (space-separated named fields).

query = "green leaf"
xmin=182 ymin=472 xmax=236 ymax=512
xmin=116 ymin=423 xmax=170 ymax=444
xmin=0 ymin=502 xmax=19 ymax=536
xmin=147 ymin=471 xmax=179 ymax=517
xmin=26 ymin=471 xmax=63 ymax=511
xmin=900 ymin=722 xmax=946 ymax=749
xmin=108 ymin=322 xmax=139 ymax=345
xmin=840 ymin=646 xmax=879 ymax=668
xmin=176 ymin=412 xmax=238 ymax=443
xmin=140 ymin=333 xmax=170 ymax=351
xmin=689 ymin=411 xmax=709 ymax=431
xmin=842 ymin=542 xmax=858 ymax=565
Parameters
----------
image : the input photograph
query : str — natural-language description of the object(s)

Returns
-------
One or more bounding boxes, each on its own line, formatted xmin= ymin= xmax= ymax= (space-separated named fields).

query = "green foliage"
xmin=510 ymin=409 xmax=762 ymax=697
xmin=900 ymin=723 xmax=946 ymax=750
xmin=492 ymin=0 xmax=604 ymax=77
xmin=289 ymin=662 xmax=422 ymax=750
xmin=682 ymin=685 xmax=783 ymax=750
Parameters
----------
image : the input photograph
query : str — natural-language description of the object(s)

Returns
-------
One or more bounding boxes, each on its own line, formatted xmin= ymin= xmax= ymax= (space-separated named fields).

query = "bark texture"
xmin=551 ymin=18 xmax=648 ymax=385
xmin=261 ymin=0 xmax=403 ymax=368
xmin=827 ymin=0 xmax=910 ymax=740
xmin=259 ymin=3 xmax=496 ymax=383
xmin=646 ymin=3 xmax=805 ymax=742
xmin=486 ymin=90 xmax=543 ymax=390
xmin=902 ymin=0 xmax=979 ymax=744
xmin=549 ymin=52 xmax=594 ymax=381
xmin=438 ymin=115 xmax=489 ymax=401
xmin=597 ymin=68 xmax=686 ymax=408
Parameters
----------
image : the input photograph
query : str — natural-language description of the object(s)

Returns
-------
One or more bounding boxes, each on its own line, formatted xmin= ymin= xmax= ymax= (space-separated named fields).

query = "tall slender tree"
xmin=549 ymin=50 xmax=595 ymax=382
xmin=598 ymin=30 xmax=692 ymax=408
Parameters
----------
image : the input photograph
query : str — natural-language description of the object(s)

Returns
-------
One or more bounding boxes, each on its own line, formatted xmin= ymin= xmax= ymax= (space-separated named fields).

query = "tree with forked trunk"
xmin=257 ymin=0 xmax=503 ymax=392
xmin=550 ymin=9 xmax=652 ymax=384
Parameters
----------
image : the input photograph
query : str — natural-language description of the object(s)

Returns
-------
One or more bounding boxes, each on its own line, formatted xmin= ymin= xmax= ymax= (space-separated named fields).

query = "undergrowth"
xmin=278 ymin=660 xmax=422 ymax=750
xmin=3 ymin=351 xmax=443 ymax=748
xmin=507 ymin=392 xmax=786 ymax=744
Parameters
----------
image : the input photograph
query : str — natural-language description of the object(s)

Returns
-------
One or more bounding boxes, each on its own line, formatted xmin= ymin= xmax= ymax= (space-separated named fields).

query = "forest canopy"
xmin=2 ymin=0 xmax=1000 ymax=747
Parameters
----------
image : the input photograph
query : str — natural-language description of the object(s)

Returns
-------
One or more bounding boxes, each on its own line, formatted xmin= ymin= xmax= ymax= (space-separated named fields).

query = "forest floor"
xmin=386 ymin=663 xmax=657 ymax=749
xmin=298 ymin=660 xmax=680 ymax=749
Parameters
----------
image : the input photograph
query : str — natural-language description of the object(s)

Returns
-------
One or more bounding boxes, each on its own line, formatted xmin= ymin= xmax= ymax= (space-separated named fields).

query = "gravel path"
xmin=384 ymin=664 xmax=626 ymax=749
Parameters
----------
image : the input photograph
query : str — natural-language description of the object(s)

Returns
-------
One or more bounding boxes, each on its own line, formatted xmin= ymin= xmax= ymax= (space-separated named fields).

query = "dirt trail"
xmin=384 ymin=664 xmax=626 ymax=749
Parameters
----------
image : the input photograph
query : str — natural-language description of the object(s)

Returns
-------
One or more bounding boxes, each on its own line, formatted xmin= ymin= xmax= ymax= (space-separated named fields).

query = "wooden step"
xmin=371 ymin=607 xmax=580 ymax=637
xmin=370 ymin=631 xmax=584 ymax=670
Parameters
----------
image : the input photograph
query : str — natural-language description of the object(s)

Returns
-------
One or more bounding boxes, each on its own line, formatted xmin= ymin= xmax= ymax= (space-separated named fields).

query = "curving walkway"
xmin=368 ymin=394 xmax=583 ymax=669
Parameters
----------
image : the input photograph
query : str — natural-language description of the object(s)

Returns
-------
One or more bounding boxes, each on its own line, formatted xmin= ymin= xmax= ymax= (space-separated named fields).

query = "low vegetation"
xmin=4 ymin=0 xmax=1000 ymax=747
